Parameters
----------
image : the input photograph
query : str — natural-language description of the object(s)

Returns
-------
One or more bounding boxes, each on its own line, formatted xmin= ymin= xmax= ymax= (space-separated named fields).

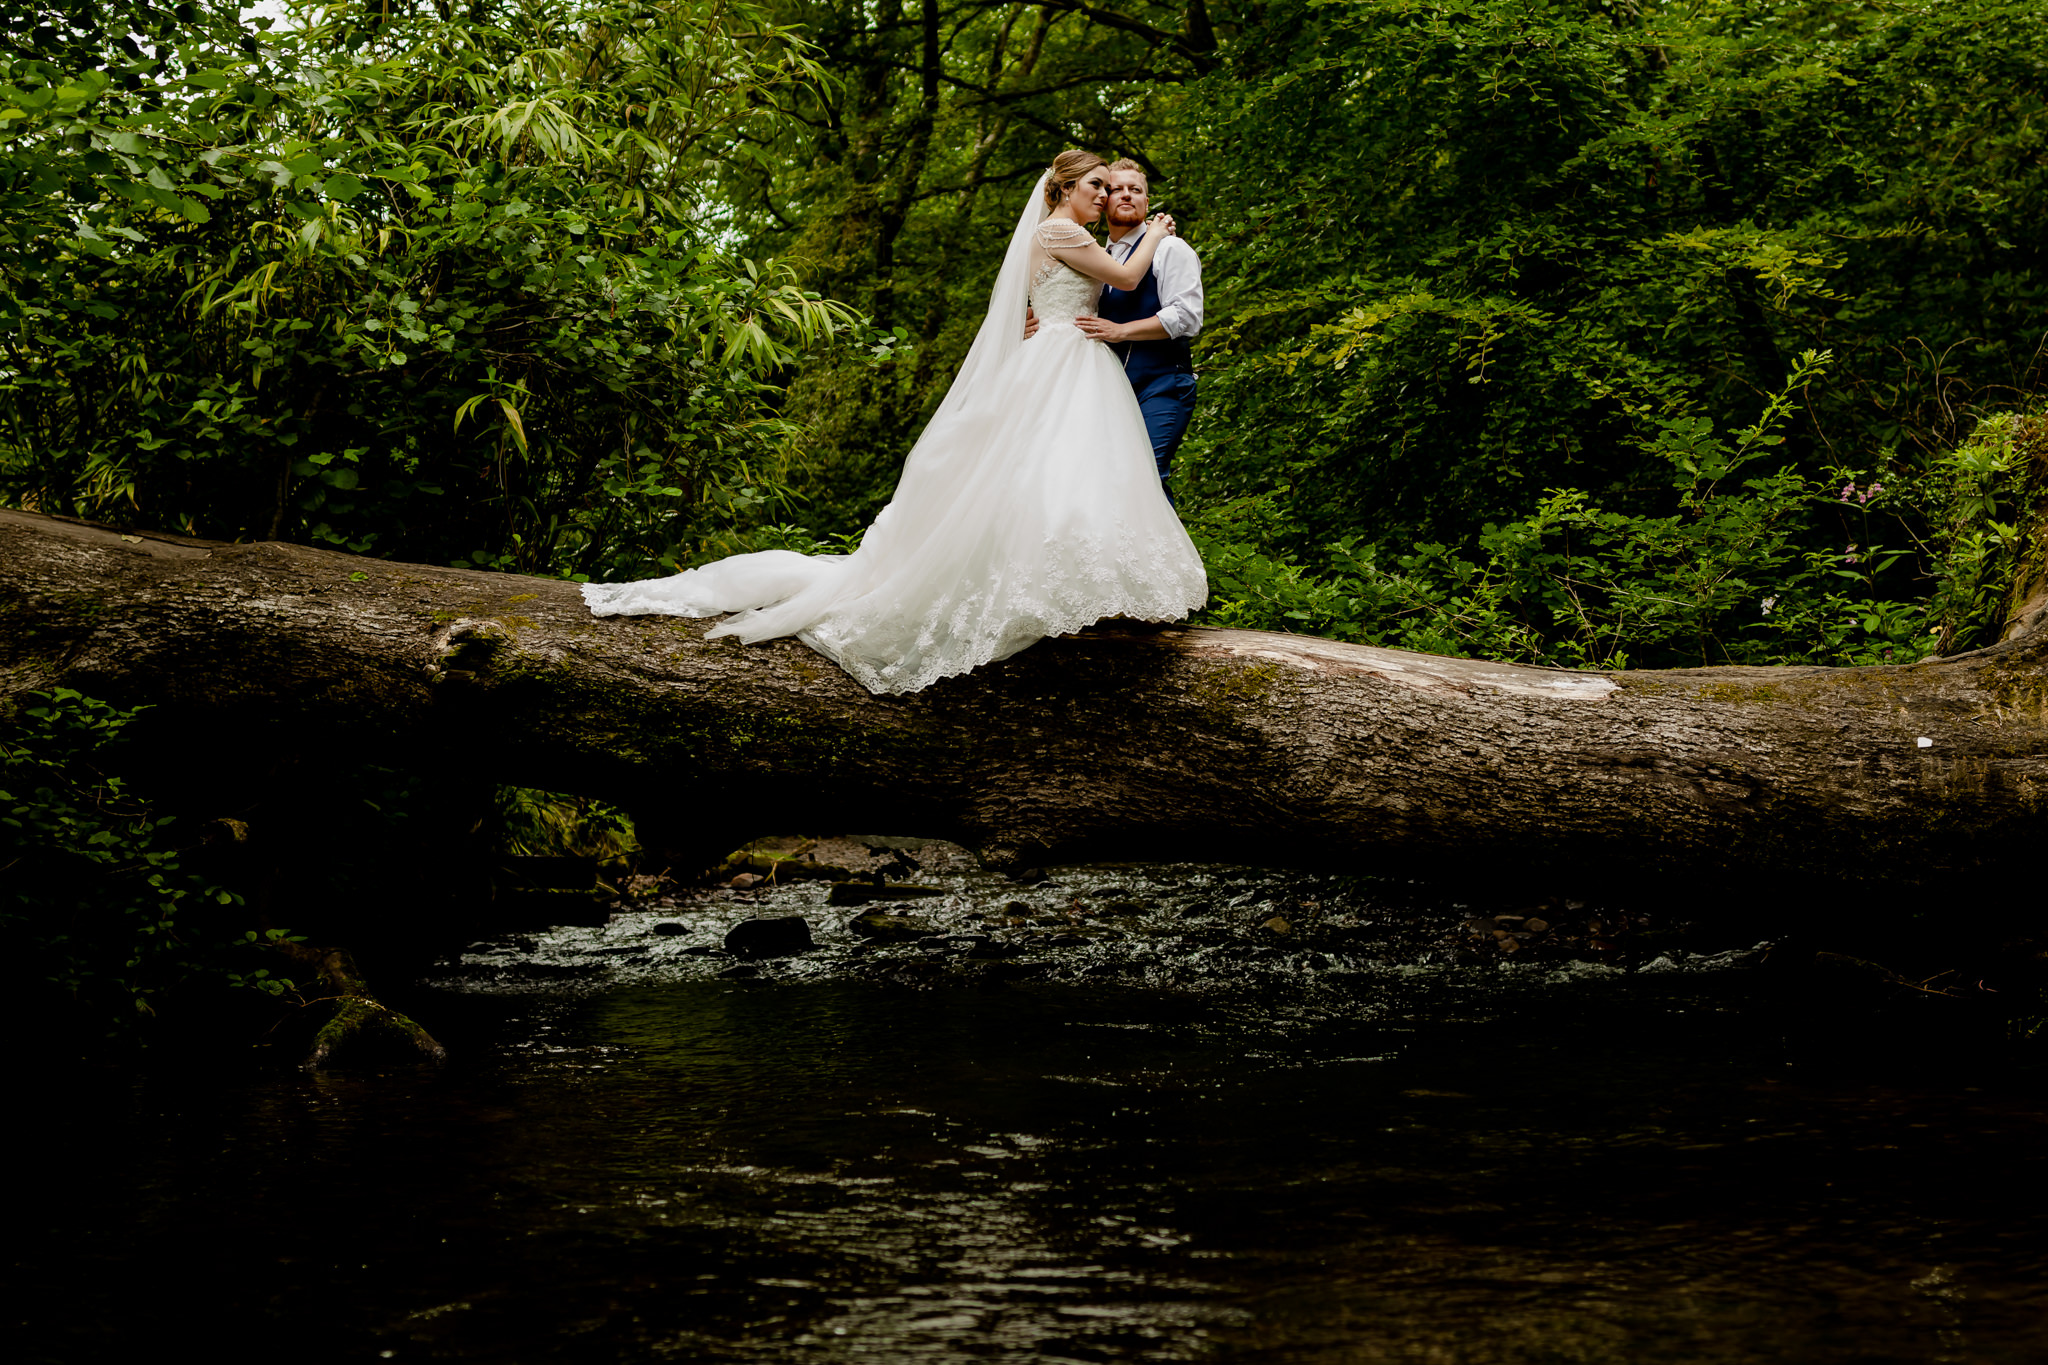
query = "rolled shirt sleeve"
xmin=1151 ymin=237 xmax=1204 ymax=341
xmin=1106 ymin=232 xmax=1205 ymax=341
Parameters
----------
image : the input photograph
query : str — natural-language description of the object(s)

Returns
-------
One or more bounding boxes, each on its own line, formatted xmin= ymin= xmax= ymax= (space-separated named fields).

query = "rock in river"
xmin=724 ymin=915 xmax=815 ymax=959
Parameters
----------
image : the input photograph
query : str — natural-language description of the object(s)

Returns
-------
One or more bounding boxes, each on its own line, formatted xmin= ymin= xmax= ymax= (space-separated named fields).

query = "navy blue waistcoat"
xmin=1099 ymin=232 xmax=1193 ymax=382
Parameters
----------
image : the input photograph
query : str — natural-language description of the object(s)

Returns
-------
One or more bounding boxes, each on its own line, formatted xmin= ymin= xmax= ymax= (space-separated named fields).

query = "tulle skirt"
xmin=582 ymin=322 xmax=1208 ymax=694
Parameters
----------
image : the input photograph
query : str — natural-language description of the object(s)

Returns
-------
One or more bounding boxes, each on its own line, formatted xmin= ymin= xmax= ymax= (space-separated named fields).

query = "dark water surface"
xmin=15 ymin=862 xmax=2048 ymax=1363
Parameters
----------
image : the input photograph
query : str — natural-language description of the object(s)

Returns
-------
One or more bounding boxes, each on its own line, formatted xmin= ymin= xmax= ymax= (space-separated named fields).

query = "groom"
xmin=1075 ymin=160 xmax=1204 ymax=502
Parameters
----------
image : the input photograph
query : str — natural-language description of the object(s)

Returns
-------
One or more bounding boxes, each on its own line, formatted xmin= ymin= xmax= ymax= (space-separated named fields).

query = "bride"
xmin=580 ymin=150 xmax=1209 ymax=694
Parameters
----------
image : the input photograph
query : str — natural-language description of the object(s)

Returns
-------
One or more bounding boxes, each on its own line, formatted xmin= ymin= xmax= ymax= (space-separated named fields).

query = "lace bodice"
xmin=1029 ymin=220 xmax=1101 ymax=323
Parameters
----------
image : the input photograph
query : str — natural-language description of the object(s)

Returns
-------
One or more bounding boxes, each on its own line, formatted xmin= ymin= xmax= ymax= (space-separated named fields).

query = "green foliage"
xmin=0 ymin=689 xmax=293 ymax=1029
xmin=1176 ymin=0 xmax=2048 ymax=560
xmin=1917 ymin=413 xmax=2048 ymax=655
xmin=1197 ymin=361 xmax=2043 ymax=669
xmin=493 ymin=784 xmax=638 ymax=861
xmin=0 ymin=0 xmax=884 ymax=579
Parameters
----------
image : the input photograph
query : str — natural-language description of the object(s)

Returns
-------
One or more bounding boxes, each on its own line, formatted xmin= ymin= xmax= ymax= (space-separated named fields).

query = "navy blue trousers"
xmin=1130 ymin=370 xmax=1197 ymax=501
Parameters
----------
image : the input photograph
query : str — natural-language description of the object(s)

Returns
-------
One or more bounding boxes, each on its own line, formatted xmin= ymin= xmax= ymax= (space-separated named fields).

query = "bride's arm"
xmin=1045 ymin=215 xmax=1176 ymax=291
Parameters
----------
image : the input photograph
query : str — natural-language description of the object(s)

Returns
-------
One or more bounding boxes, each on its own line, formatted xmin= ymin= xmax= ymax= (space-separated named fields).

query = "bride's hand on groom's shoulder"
xmin=1149 ymin=213 xmax=1177 ymax=237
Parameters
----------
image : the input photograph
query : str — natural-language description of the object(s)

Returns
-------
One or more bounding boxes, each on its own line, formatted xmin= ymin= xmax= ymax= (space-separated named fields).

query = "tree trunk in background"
xmin=5 ymin=509 xmax=2046 ymax=915
xmin=871 ymin=0 xmax=941 ymax=326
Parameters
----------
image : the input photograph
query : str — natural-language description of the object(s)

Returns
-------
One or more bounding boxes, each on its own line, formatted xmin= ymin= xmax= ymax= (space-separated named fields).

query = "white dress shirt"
xmin=1105 ymin=228 xmax=1204 ymax=340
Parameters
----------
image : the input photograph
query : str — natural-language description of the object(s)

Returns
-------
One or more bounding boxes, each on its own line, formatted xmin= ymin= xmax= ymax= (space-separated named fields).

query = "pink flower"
xmin=1839 ymin=482 xmax=1856 ymax=501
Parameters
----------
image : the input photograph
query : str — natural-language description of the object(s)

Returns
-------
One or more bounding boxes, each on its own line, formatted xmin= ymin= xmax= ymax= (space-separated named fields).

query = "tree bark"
xmin=4 ymin=508 xmax=2046 ymax=906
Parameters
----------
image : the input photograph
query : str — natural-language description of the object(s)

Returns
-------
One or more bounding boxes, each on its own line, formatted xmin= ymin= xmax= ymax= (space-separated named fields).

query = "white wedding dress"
xmin=580 ymin=176 xmax=1208 ymax=694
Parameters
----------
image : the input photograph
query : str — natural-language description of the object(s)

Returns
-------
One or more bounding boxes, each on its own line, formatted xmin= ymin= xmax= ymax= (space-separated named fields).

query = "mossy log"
xmin=5 ymin=508 xmax=2048 ymax=911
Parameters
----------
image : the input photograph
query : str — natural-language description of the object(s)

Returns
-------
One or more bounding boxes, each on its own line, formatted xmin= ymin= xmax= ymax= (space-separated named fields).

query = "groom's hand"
xmin=1073 ymin=315 xmax=1128 ymax=343
xmin=1075 ymin=315 xmax=1170 ymax=343
xmin=1023 ymin=306 xmax=1039 ymax=340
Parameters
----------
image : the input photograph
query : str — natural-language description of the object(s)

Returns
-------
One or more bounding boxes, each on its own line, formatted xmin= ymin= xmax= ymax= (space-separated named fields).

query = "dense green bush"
xmin=1197 ymin=398 xmax=2045 ymax=669
xmin=1176 ymin=0 xmax=2047 ymax=535
xmin=0 ymin=0 xmax=882 ymax=580
xmin=1163 ymin=0 xmax=2047 ymax=665
xmin=493 ymin=784 xmax=638 ymax=861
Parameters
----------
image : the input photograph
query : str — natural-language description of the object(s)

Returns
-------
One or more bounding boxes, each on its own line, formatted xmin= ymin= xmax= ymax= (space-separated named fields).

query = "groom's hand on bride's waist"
xmin=1074 ymin=314 xmax=1169 ymax=344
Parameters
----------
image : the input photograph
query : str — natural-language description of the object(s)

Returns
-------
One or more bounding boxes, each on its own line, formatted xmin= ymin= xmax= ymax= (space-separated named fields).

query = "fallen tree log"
xmin=4 ymin=508 xmax=2046 ymax=907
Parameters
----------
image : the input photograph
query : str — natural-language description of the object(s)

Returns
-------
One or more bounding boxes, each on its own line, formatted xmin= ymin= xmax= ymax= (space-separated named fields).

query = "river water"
xmin=17 ymin=848 xmax=2048 ymax=1362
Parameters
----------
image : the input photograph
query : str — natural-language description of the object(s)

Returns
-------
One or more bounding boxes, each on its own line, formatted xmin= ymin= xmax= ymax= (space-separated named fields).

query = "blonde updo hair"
xmin=1044 ymin=149 xmax=1106 ymax=209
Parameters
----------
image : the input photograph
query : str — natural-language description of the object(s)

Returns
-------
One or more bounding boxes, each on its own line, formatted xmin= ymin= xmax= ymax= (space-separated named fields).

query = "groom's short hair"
xmin=1107 ymin=159 xmax=1148 ymax=183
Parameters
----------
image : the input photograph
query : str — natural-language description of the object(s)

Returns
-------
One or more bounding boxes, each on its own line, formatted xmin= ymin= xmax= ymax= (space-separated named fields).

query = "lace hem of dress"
xmin=802 ymin=577 xmax=1208 ymax=696
xmin=581 ymin=532 xmax=1208 ymax=697
xmin=582 ymin=580 xmax=728 ymax=617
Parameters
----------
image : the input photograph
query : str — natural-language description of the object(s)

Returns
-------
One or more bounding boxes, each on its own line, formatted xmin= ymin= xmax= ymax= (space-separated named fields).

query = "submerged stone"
xmin=724 ymin=914 xmax=815 ymax=959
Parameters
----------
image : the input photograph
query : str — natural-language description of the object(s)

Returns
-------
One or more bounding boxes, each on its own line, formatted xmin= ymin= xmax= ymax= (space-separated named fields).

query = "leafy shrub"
xmin=1195 ymin=360 xmax=2044 ymax=670
xmin=0 ymin=1 xmax=887 ymax=580
xmin=493 ymin=785 xmax=638 ymax=862
xmin=1917 ymin=413 xmax=2048 ymax=654
xmin=1176 ymin=0 xmax=2048 ymax=561
xmin=0 ymin=690 xmax=293 ymax=1031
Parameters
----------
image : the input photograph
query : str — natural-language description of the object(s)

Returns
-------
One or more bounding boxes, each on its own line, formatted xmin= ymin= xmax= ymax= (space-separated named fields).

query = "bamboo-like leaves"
xmin=454 ymin=392 xmax=531 ymax=456
xmin=0 ymin=0 xmax=867 ymax=584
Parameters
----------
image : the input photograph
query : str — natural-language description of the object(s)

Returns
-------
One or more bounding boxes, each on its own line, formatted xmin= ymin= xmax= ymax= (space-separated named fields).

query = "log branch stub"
xmin=277 ymin=941 xmax=448 ymax=1068
xmin=4 ymin=509 xmax=2046 ymax=901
